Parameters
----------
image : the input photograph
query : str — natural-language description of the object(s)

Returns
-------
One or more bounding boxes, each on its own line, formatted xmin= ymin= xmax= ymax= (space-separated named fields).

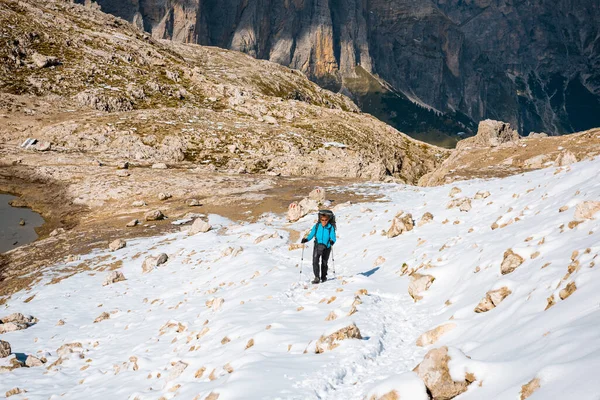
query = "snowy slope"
xmin=1 ymin=158 xmax=600 ymax=400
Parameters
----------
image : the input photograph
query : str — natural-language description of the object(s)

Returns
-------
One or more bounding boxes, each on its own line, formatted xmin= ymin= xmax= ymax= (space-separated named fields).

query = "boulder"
xmin=315 ymin=323 xmax=362 ymax=353
xmin=408 ymin=273 xmax=435 ymax=301
xmin=449 ymin=187 xmax=462 ymax=197
xmin=555 ymin=151 xmax=577 ymax=166
xmin=287 ymin=202 xmax=303 ymax=222
xmin=126 ymin=219 xmax=140 ymax=227
xmin=94 ymin=312 xmax=110 ymax=323
xmin=458 ymin=119 xmax=520 ymax=149
xmin=0 ymin=323 xmax=23 ymax=334
xmin=574 ymin=201 xmax=600 ymax=220
xmin=25 ymin=355 xmax=45 ymax=367
xmin=158 ymin=192 xmax=172 ymax=201
xmin=416 ymin=323 xmax=457 ymax=347
xmin=102 ymin=271 xmax=126 ymax=286
xmin=500 ymin=249 xmax=524 ymax=275
xmin=1 ymin=313 xmax=36 ymax=325
xmin=418 ymin=212 xmax=434 ymax=227
xmin=299 ymin=198 xmax=319 ymax=216
xmin=108 ymin=239 xmax=126 ymax=251
xmin=559 ymin=282 xmax=577 ymax=300
xmin=151 ymin=163 xmax=168 ymax=169
xmin=31 ymin=52 xmax=61 ymax=68
xmin=474 ymin=191 xmax=490 ymax=200
xmin=387 ymin=212 xmax=414 ymax=238
xmin=527 ymin=132 xmax=548 ymax=138
xmin=523 ymin=155 xmax=547 ymax=169
xmin=117 ymin=161 xmax=129 ymax=169
xmin=0 ymin=340 xmax=10 ymax=358
xmin=145 ymin=209 xmax=164 ymax=221
xmin=187 ymin=199 xmax=201 ymax=207
xmin=308 ymin=187 xmax=326 ymax=203
xmin=56 ymin=342 xmax=83 ymax=358
xmin=189 ymin=218 xmax=211 ymax=235
xmin=520 ymin=377 xmax=541 ymax=400
xmin=132 ymin=200 xmax=146 ymax=207
xmin=447 ymin=197 xmax=471 ymax=212
xmin=474 ymin=287 xmax=512 ymax=313
xmin=142 ymin=253 xmax=168 ymax=273
xmin=414 ymin=346 xmax=474 ymax=400
xmin=255 ymin=232 xmax=279 ymax=244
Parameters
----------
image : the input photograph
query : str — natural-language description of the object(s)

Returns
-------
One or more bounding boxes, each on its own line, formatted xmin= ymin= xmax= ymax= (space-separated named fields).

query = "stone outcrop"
xmin=188 ymin=218 xmax=211 ymax=235
xmin=0 ymin=340 xmax=10 ymax=358
xmin=0 ymin=313 xmax=37 ymax=334
xmin=500 ymin=249 xmax=524 ymax=275
xmin=574 ymin=201 xmax=600 ymax=220
xmin=457 ymin=120 xmax=520 ymax=150
xmin=414 ymin=346 xmax=475 ymax=400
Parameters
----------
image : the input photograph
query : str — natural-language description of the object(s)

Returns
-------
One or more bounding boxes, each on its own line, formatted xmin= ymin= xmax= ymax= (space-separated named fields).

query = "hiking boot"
xmin=311 ymin=277 xmax=320 ymax=284
xmin=321 ymin=277 xmax=327 ymax=283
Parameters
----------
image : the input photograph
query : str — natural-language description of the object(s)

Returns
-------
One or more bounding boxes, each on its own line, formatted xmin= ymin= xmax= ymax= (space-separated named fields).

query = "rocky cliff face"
xmin=83 ymin=0 xmax=600 ymax=141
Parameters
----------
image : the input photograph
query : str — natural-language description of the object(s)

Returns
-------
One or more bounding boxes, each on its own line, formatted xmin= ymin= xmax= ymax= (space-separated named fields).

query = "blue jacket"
xmin=306 ymin=223 xmax=336 ymax=248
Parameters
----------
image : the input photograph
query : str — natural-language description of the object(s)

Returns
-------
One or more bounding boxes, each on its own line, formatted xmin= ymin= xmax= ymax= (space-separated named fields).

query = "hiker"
xmin=301 ymin=210 xmax=336 ymax=284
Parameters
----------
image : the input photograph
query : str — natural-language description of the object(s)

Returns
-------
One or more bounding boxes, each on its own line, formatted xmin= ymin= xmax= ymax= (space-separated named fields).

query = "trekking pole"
xmin=300 ymin=244 xmax=305 ymax=283
xmin=332 ymin=247 xmax=336 ymax=277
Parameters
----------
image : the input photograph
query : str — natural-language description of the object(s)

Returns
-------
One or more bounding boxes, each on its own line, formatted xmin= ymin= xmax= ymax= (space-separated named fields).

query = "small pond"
xmin=0 ymin=194 xmax=45 ymax=253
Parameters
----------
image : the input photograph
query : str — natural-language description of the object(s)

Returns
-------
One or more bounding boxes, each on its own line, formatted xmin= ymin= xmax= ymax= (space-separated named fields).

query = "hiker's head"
xmin=319 ymin=214 xmax=330 ymax=226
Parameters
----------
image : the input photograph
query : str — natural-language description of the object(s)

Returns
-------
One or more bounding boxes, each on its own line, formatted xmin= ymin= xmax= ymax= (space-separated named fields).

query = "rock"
xmin=408 ymin=273 xmax=435 ymax=301
xmin=523 ymin=154 xmax=547 ymax=169
xmin=102 ymin=271 xmax=126 ymax=286
xmin=187 ymin=199 xmax=201 ymax=207
xmin=459 ymin=199 xmax=472 ymax=212
xmin=263 ymin=115 xmax=277 ymax=124
xmin=5 ymin=387 xmax=25 ymax=397
xmin=50 ymin=228 xmax=65 ymax=237
xmin=520 ymin=377 xmax=541 ymax=400
xmin=559 ymin=282 xmax=577 ymax=300
xmin=94 ymin=312 xmax=110 ymax=323
xmin=574 ymin=201 xmax=600 ymax=220
xmin=449 ymin=187 xmax=462 ymax=197
xmin=500 ymin=249 xmax=524 ymax=275
xmin=373 ymin=256 xmax=386 ymax=267
xmin=474 ymin=191 xmax=490 ymax=200
xmin=298 ymin=198 xmax=319 ymax=216
xmin=418 ymin=212 xmax=434 ymax=227
xmin=116 ymin=170 xmax=130 ymax=177
xmin=0 ymin=340 xmax=11 ymax=358
xmin=447 ymin=197 xmax=471 ymax=211
xmin=168 ymin=361 xmax=188 ymax=381
xmin=158 ymin=192 xmax=172 ymax=201
xmin=151 ymin=163 xmax=168 ymax=169
xmin=188 ymin=218 xmax=211 ymax=235
xmin=25 ymin=355 xmax=45 ymax=367
xmin=34 ymin=141 xmax=52 ymax=152
xmin=308 ymin=187 xmax=326 ymax=203
xmin=474 ymin=287 xmax=512 ymax=313
xmin=142 ymin=253 xmax=168 ymax=273
xmin=416 ymin=323 xmax=456 ymax=347
xmin=56 ymin=343 xmax=83 ymax=358
xmin=117 ymin=161 xmax=129 ymax=169
xmin=126 ymin=219 xmax=140 ymax=227
xmin=287 ymin=201 xmax=303 ymax=222
xmin=414 ymin=346 xmax=474 ymax=400
xmin=108 ymin=238 xmax=126 ymax=251
xmin=458 ymin=120 xmax=520 ymax=149
xmin=387 ymin=212 xmax=414 ymax=238
xmin=75 ymin=90 xmax=133 ymax=112
xmin=315 ymin=323 xmax=362 ymax=353
xmin=255 ymin=232 xmax=279 ymax=244
xmin=0 ymin=323 xmax=22 ymax=334
xmin=527 ymin=132 xmax=548 ymax=138
xmin=31 ymin=52 xmax=61 ymax=68
xmin=132 ymin=200 xmax=146 ymax=207
xmin=210 ymin=298 xmax=224 ymax=311
xmin=145 ymin=209 xmax=164 ymax=221
xmin=0 ymin=313 xmax=36 ymax=325
xmin=555 ymin=151 xmax=577 ymax=166
xmin=19 ymin=219 xmax=25 ymax=226
xmin=0 ymin=355 xmax=23 ymax=374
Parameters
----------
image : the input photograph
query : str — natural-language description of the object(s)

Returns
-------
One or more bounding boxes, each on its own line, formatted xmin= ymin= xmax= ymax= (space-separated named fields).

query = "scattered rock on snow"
xmin=0 ymin=340 xmax=11 ymax=358
xmin=145 ymin=209 xmax=164 ymax=221
xmin=102 ymin=271 xmax=126 ymax=286
xmin=94 ymin=312 xmax=110 ymax=323
xmin=474 ymin=190 xmax=491 ymax=200
xmin=520 ymin=377 xmax=541 ymax=400
xmin=142 ymin=253 xmax=168 ymax=273
xmin=449 ymin=187 xmax=462 ymax=197
xmin=188 ymin=218 xmax=211 ymax=235
xmin=416 ymin=323 xmax=457 ymax=347
xmin=474 ymin=287 xmax=512 ymax=313
xmin=408 ymin=273 xmax=435 ymax=301
xmin=555 ymin=151 xmax=577 ymax=167
xmin=108 ymin=239 xmax=126 ymax=251
xmin=574 ymin=201 xmax=600 ymax=220
xmin=315 ymin=323 xmax=362 ymax=353
xmin=413 ymin=346 xmax=475 ymax=400
xmin=373 ymin=256 xmax=386 ymax=267
xmin=5 ymin=387 xmax=25 ymax=397
xmin=255 ymin=232 xmax=279 ymax=244
xmin=447 ymin=197 xmax=471 ymax=212
xmin=559 ymin=282 xmax=577 ymax=300
xmin=56 ymin=343 xmax=83 ymax=358
xmin=25 ymin=355 xmax=45 ymax=367
xmin=500 ymin=249 xmax=525 ymax=275
xmin=418 ymin=212 xmax=434 ymax=227
xmin=387 ymin=212 xmax=414 ymax=238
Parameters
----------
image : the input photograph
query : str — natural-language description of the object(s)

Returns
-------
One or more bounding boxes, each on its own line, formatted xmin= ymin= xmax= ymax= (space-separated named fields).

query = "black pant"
xmin=313 ymin=243 xmax=331 ymax=280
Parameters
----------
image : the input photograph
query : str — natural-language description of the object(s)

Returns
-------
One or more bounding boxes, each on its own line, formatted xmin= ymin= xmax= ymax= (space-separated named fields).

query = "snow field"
xmin=1 ymin=159 xmax=600 ymax=399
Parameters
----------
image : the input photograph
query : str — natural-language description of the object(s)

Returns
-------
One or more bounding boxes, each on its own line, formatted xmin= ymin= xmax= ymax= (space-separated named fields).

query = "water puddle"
xmin=0 ymin=194 xmax=45 ymax=253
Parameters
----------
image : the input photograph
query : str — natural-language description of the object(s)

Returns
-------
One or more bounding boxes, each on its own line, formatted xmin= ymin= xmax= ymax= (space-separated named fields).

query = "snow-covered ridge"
xmin=1 ymin=159 xmax=600 ymax=399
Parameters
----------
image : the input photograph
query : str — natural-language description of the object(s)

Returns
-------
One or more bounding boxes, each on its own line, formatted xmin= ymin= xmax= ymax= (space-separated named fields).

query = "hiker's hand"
xmin=329 ymin=240 xmax=334 ymax=246
xmin=301 ymin=238 xmax=308 ymax=244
